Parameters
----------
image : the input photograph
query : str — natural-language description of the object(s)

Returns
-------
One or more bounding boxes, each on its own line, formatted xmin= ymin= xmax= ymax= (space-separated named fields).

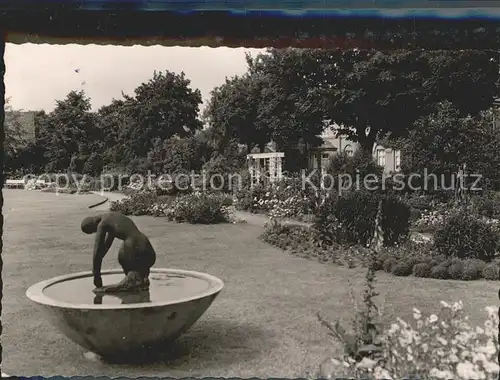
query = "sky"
xmin=4 ymin=44 xmax=265 ymax=114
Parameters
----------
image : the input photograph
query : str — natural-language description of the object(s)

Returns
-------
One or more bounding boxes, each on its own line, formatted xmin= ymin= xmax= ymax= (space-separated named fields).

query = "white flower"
xmin=452 ymin=301 xmax=463 ymax=312
xmin=429 ymin=314 xmax=439 ymax=323
xmin=396 ymin=318 xmax=408 ymax=328
xmin=440 ymin=300 xmax=451 ymax=308
xmin=373 ymin=366 xmax=393 ymax=380
xmin=483 ymin=360 xmax=499 ymax=374
xmin=413 ymin=308 xmax=422 ymax=320
xmin=430 ymin=368 xmax=453 ymax=379
xmin=456 ymin=361 xmax=476 ymax=379
xmin=387 ymin=323 xmax=400 ymax=335
xmin=356 ymin=357 xmax=377 ymax=369
xmin=437 ymin=336 xmax=448 ymax=346
xmin=485 ymin=306 xmax=497 ymax=319
xmin=484 ymin=320 xmax=494 ymax=329
xmin=476 ymin=339 xmax=497 ymax=356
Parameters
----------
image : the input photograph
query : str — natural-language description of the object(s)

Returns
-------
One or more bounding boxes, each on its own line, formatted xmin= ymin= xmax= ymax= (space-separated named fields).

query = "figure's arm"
xmin=92 ymin=224 xmax=110 ymax=288
xmin=103 ymin=232 xmax=115 ymax=255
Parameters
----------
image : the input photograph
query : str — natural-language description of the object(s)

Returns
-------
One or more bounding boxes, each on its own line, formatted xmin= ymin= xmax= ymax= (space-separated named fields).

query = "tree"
xmin=43 ymin=90 xmax=98 ymax=173
xmin=96 ymin=98 xmax=137 ymax=170
xmin=203 ymin=73 xmax=270 ymax=153
xmin=147 ymin=135 xmax=209 ymax=175
xmin=4 ymin=98 xmax=28 ymax=159
xmin=202 ymin=139 xmax=245 ymax=192
xmin=247 ymin=49 xmax=326 ymax=152
xmin=319 ymin=49 xmax=500 ymax=154
xmin=401 ymin=101 xmax=500 ymax=190
xmin=126 ymin=70 xmax=203 ymax=157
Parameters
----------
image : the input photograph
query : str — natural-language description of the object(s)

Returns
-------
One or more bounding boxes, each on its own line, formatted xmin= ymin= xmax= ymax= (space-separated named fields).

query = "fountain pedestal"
xmin=26 ymin=268 xmax=224 ymax=359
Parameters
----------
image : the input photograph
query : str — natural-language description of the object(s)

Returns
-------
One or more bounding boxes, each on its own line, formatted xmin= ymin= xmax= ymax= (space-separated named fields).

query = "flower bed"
xmin=110 ymin=189 xmax=235 ymax=224
xmin=320 ymin=301 xmax=499 ymax=379
xmin=413 ymin=208 xmax=450 ymax=233
xmin=260 ymin=219 xmax=373 ymax=268
xmin=261 ymin=209 xmax=500 ymax=281
xmin=376 ymin=242 xmax=499 ymax=281
xmin=234 ymin=177 xmax=317 ymax=221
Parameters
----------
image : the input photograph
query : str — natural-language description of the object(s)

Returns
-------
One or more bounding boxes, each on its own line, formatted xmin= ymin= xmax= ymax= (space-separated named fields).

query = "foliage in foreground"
xmin=319 ymin=301 xmax=499 ymax=379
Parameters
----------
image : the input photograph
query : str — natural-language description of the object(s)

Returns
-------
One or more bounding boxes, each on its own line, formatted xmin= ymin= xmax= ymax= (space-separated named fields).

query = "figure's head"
xmin=81 ymin=216 xmax=98 ymax=234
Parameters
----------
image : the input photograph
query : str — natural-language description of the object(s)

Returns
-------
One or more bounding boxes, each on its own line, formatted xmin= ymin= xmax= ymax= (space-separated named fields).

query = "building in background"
xmin=309 ymin=123 xmax=402 ymax=174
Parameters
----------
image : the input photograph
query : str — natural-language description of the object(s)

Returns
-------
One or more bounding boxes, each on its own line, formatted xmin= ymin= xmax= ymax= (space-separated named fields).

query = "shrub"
xmin=164 ymin=192 xmax=230 ymax=224
xmin=315 ymin=191 xmax=411 ymax=247
xmin=383 ymin=257 xmax=398 ymax=273
xmin=382 ymin=196 xmax=411 ymax=246
xmin=83 ymin=177 xmax=103 ymax=192
xmin=100 ymin=172 xmax=130 ymax=191
xmin=482 ymin=262 xmax=499 ymax=280
xmin=234 ymin=184 xmax=267 ymax=213
xmin=461 ymin=259 xmax=487 ymax=281
xmin=471 ymin=191 xmax=500 ymax=219
xmin=235 ymin=176 xmax=317 ymax=220
xmin=428 ymin=255 xmax=448 ymax=268
xmin=312 ymin=197 xmax=342 ymax=248
xmin=404 ymin=193 xmax=435 ymax=211
xmin=373 ymin=253 xmax=391 ymax=271
xmin=413 ymin=262 xmax=432 ymax=277
xmin=434 ymin=211 xmax=499 ymax=262
xmin=326 ymin=150 xmax=384 ymax=189
xmin=391 ymin=261 xmax=414 ymax=277
xmin=260 ymin=219 xmax=315 ymax=252
xmin=430 ymin=263 xmax=449 ymax=279
xmin=109 ymin=190 xmax=158 ymax=216
xmin=334 ymin=191 xmax=379 ymax=246
xmin=201 ymin=153 xmax=243 ymax=193
xmin=448 ymin=259 xmax=465 ymax=280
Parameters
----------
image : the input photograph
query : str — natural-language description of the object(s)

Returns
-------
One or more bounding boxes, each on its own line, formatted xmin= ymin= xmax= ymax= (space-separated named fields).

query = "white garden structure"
xmin=247 ymin=152 xmax=285 ymax=187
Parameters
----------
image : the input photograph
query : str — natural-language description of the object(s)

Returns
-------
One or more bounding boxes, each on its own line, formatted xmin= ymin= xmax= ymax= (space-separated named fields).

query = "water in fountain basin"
xmin=43 ymin=272 xmax=211 ymax=305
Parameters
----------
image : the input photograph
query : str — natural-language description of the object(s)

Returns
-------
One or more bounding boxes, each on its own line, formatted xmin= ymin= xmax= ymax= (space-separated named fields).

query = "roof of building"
xmin=312 ymin=140 xmax=337 ymax=150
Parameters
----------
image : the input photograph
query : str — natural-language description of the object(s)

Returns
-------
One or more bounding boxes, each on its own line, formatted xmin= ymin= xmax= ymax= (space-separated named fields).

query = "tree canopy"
xmin=401 ymin=101 xmax=500 ymax=190
xmin=7 ymin=50 xmax=500 ymax=179
xmin=204 ymin=48 xmax=499 ymax=161
xmin=317 ymin=49 xmax=499 ymax=153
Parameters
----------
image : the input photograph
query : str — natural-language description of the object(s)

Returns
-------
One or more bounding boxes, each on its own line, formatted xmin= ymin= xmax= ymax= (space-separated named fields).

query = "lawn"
xmin=2 ymin=189 xmax=499 ymax=377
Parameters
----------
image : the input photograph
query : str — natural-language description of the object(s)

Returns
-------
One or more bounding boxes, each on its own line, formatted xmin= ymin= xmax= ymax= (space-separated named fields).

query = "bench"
xmin=5 ymin=179 xmax=26 ymax=189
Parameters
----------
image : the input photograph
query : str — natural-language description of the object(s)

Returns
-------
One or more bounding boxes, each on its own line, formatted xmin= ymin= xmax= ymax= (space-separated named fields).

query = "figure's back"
xmin=100 ymin=212 xmax=141 ymax=240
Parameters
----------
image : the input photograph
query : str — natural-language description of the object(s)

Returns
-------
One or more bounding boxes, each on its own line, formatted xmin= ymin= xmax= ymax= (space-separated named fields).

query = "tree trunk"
xmin=358 ymin=128 xmax=377 ymax=158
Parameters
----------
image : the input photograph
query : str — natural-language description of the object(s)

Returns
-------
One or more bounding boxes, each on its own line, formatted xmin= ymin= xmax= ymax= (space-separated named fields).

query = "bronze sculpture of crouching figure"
xmin=81 ymin=212 xmax=156 ymax=294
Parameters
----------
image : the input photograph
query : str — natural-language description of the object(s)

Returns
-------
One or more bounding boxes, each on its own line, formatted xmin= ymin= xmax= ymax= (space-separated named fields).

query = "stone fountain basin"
xmin=26 ymin=268 xmax=224 ymax=359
